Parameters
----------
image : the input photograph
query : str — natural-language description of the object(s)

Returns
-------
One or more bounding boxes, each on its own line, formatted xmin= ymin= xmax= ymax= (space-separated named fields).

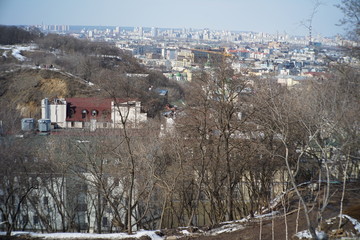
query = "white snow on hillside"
xmin=343 ymin=214 xmax=360 ymax=232
xmin=2 ymin=50 xmax=8 ymax=58
xmin=207 ymin=223 xmax=245 ymax=235
xmin=0 ymin=230 xmax=163 ymax=239
xmin=254 ymin=211 xmax=280 ymax=219
xmin=0 ymin=44 xmax=37 ymax=61
xmin=295 ymin=214 xmax=360 ymax=239
xmin=11 ymin=48 xmax=26 ymax=61
xmin=295 ymin=230 xmax=327 ymax=239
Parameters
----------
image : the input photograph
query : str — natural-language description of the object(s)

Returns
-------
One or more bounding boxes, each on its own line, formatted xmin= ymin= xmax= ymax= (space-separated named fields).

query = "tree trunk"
xmin=283 ymin=145 xmax=318 ymax=239
xmin=97 ymin=191 xmax=102 ymax=233
xmin=338 ymin=152 xmax=349 ymax=229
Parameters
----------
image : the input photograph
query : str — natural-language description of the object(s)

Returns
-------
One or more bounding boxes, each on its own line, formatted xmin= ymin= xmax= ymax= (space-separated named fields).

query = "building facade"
xmin=41 ymin=98 xmax=147 ymax=129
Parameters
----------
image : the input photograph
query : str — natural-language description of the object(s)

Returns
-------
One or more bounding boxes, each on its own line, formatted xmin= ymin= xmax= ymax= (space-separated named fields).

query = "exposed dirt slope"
xmin=0 ymin=68 xmax=99 ymax=119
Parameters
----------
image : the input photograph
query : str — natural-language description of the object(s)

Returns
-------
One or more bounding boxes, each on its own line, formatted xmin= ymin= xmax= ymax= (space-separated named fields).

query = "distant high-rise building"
xmin=139 ymin=27 xmax=143 ymax=37
xmin=151 ymin=27 xmax=158 ymax=37
xmin=203 ymin=29 xmax=210 ymax=40
xmin=61 ymin=25 xmax=69 ymax=32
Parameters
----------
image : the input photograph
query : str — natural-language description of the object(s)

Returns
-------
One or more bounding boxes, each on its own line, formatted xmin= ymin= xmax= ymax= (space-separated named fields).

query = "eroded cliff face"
xmin=39 ymin=77 xmax=69 ymax=97
xmin=1 ymin=68 xmax=98 ymax=119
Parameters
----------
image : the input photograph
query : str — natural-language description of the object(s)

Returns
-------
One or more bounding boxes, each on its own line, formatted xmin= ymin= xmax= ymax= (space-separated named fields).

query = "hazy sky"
xmin=0 ymin=0 xmax=344 ymax=37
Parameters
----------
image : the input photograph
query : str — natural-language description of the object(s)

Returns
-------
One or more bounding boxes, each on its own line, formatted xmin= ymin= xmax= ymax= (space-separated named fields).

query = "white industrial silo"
xmin=41 ymin=98 xmax=50 ymax=119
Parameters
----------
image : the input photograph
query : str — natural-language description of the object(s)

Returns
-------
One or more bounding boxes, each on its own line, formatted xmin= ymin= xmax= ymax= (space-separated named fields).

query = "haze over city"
xmin=0 ymin=0 xmax=344 ymax=37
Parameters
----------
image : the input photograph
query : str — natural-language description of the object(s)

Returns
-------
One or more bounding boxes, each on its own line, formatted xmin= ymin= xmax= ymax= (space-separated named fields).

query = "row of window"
xmin=68 ymin=109 xmax=111 ymax=119
xmin=82 ymin=109 xmax=102 ymax=119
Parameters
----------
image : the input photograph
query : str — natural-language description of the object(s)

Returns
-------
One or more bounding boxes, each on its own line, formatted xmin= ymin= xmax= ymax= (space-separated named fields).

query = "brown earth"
xmin=170 ymin=182 xmax=360 ymax=240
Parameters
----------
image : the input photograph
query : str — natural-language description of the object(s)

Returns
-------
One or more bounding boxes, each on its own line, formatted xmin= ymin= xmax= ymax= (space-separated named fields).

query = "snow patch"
xmin=0 ymin=46 xmax=11 ymax=50
xmin=254 ymin=211 xmax=279 ymax=219
xmin=295 ymin=215 xmax=360 ymax=240
xmin=12 ymin=48 xmax=26 ymax=61
xmin=2 ymin=50 xmax=8 ymax=58
xmin=342 ymin=214 xmax=360 ymax=232
xmin=0 ymin=44 xmax=37 ymax=61
xmin=221 ymin=218 xmax=248 ymax=225
xmin=295 ymin=230 xmax=327 ymax=239
xmin=0 ymin=230 xmax=163 ymax=240
xmin=180 ymin=230 xmax=191 ymax=235
xmin=268 ymin=181 xmax=311 ymax=211
xmin=207 ymin=223 xmax=245 ymax=236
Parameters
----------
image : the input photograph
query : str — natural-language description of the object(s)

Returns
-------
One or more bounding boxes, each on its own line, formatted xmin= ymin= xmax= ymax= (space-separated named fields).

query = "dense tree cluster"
xmin=0 ymin=25 xmax=42 ymax=45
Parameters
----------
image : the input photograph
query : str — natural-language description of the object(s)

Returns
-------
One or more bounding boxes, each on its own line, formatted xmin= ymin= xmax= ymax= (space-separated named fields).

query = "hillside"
xmin=0 ymin=28 xmax=183 ymax=132
xmin=0 ymin=67 xmax=99 ymax=119
xmin=1 ymin=182 xmax=359 ymax=239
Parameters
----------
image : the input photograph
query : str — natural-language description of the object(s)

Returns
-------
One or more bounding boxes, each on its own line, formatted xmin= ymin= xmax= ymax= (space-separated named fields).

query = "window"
xmin=43 ymin=196 xmax=49 ymax=206
xmin=91 ymin=110 xmax=98 ymax=116
xmin=82 ymin=109 xmax=88 ymax=119
xmin=102 ymin=217 xmax=108 ymax=227
xmin=68 ymin=108 xmax=75 ymax=118
xmin=33 ymin=215 xmax=39 ymax=225
xmin=22 ymin=215 xmax=28 ymax=224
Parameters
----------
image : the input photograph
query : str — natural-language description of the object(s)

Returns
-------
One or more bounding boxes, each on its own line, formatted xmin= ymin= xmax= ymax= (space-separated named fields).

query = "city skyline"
xmin=0 ymin=0 xmax=344 ymax=37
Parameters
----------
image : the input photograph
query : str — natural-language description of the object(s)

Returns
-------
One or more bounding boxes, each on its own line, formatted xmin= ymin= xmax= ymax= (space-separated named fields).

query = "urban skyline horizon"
xmin=13 ymin=24 xmax=340 ymax=39
xmin=0 ymin=0 xmax=345 ymax=38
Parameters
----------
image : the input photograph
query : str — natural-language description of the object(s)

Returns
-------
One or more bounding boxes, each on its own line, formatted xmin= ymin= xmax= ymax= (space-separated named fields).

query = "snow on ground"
xmin=295 ymin=214 xmax=360 ymax=239
xmin=173 ymin=219 xmax=248 ymax=237
xmin=206 ymin=223 xmax=245 ymax=236
xmin=0 ymin=46 xmax=11 ymax=50
xmin=2 ymin=50 xmax=8 ymax=58
xmin=254 ymin=211 xmax=280 ymax=219
xmin=0 ymin=44 xmax=37 ymax=61
xmin=180 ymin=229 xmax=191 ymax=235
xmin=11 ymin=48 xmax=26 ymax=61
xmin=266 ymin=181 xmax=312 ymax=213
xmin=295 ymin=230 xmax=327 ymax=239
xmin=0 ymin=230 xmax=164 ymax=240
xmin=343 ymin=214 xmax=360 ymax=232
xmin=220 ymin=218 xmax=248 ymax=225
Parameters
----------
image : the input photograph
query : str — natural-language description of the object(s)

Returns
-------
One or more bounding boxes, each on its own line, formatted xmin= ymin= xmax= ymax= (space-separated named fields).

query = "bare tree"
xmin=0 ymin=137 xmax=39 ymax=236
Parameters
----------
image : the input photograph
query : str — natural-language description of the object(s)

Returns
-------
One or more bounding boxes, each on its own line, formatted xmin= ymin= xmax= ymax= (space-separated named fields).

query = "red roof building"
xmin=42 ymin=97 xmax=147 ymax=129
